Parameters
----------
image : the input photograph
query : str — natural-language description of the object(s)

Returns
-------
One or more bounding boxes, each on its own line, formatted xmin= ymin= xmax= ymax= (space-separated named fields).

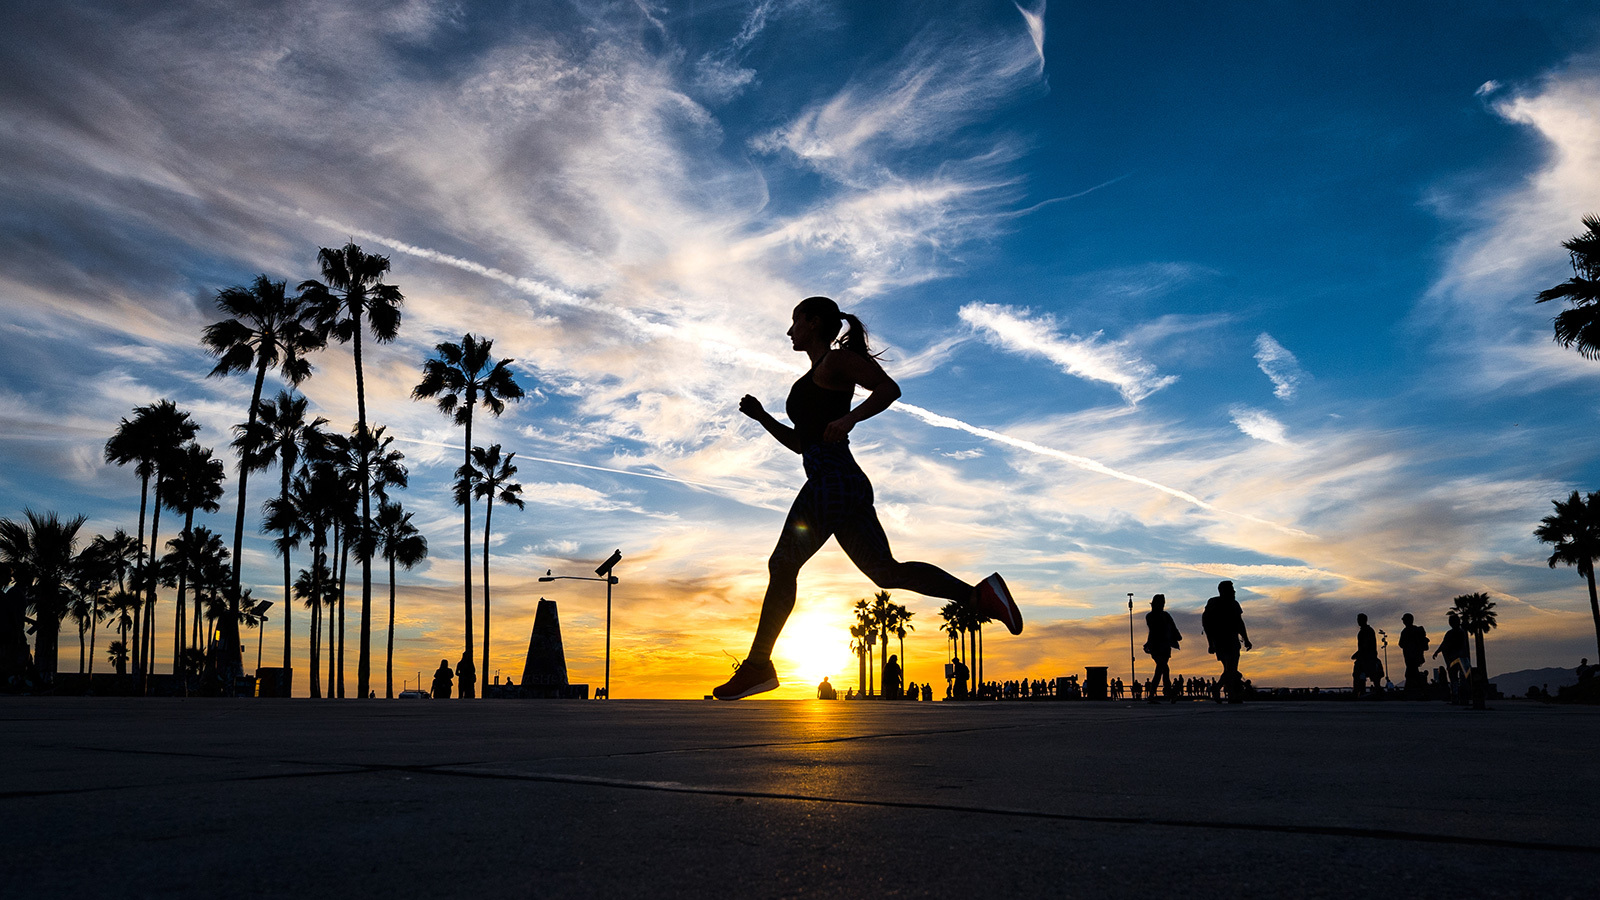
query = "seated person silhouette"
xmin=817 ymin=676 xmax=837 ymax=699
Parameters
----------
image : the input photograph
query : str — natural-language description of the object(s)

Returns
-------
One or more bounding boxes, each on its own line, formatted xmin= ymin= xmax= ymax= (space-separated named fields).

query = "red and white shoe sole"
xmin=982 ymin=573 xmax=1023 ymax=635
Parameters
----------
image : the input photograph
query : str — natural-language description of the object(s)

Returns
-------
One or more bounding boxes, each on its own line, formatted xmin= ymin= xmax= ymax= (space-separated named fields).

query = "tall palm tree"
xmin=88 ymin=531 xmax=138 ymax=676
xmin=1450 ymin=592 xmax=1498 ymax=710
xmin=75 ymin=543 xmax=115 ymax=678
xmin=104 ymin=406 xmax=157 ymax=675
xmin=0 ymin=510 xmax=87 ymax=683
xmin=133 ymin=402 xmax=198 ymax=678
xmin=300 ymin=243 xmax=404 ymax=700
xmin=939 ymin=601 xmax=962 ymax=696
xmin=412 ymin=334 xmax=523 ymax=698
xmin=1534 ymin=490 xmax=1600 ymax=658
xmin=462 ymin=444 xmax=524 ymax=698
xmin=203 ymin=274 xmax=323 ymax=655
xmin=848 ymin=621 xmax=867 ymax=695
xmin=161 ymin=443 xmax=226 ymax=665
xmin=891 ymin=601 xmax=914 ymax=692
xmin=243 ymin=391 xmax=328 ymax=672
xmin=1536 ymin=214 xmax=1600 ymax=357
xmin=852 ymin=598 xmax=876 ymax=696
xmin=374 ymin=500 xmax=427 ymax=699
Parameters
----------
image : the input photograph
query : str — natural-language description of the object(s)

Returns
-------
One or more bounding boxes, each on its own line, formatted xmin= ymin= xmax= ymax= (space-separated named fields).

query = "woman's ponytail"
xmin=837 ymin=312 xmax=872 ymax=357
xmin=797 ymin=295 xmax=878 ymax=358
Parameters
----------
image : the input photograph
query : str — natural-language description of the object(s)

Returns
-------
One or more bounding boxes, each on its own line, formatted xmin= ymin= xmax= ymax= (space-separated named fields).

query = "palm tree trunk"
xmin=461 ymin=401 xmax=475 ymax=699
xmin=338 ymin=534 xmax=348 ymax=698
xmin=351 ymin=309 xmax=374 ymax=701
xmin=228 ymin=358 xmax=269 ymax=666
xmin=88 ymin=604 xmax=98 ymax=678
xmin=173 ymin=513 xmax=194 ymax=670
xmin=1588 ymin=568 xmax=1600 ymax=660
xmin=78 ymin=623 xmax=86 ymax=673
xmin=481 ymin=498 xmax=493 ymax=698
xmin=977 ymin=625 xmax=984 ymax=694
xmin=143 ymin=482 xmax=163 ymax=685
xmin=386 ymin=555 xmax=396 ymax=699
xmin=280 ymin=463 xmax=293 ymax=672
xmin=309 ymin=544 xmax=322 ymax=699
xmin=131 ymin=472 xmax=149 ymax=679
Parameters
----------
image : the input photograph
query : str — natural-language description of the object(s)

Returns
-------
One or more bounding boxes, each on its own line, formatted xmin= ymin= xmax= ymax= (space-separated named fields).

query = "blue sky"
xmin=2 ymin=0 xmax=1599 ymax=696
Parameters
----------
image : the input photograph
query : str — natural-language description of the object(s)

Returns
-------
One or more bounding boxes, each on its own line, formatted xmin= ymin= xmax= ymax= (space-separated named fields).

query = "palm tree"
xmin=300 ymin=243 xmax=404 ymax=701
xmin=462 ymin=444 xmax=524 ymax=698
xmin=1450 ymin=592 xmax=1498 ymax=710
xmin=890 ymin=601 xmax=914 ymax=692
xmin=87 ymin=530 xmax=137 ymax=677
xmin=1535 ymin=214 xmax=1600 ymax=357
xmin=105 ymin=402 xmax=196 ymax=676
xmin=1534 ymin=490 xmax=1600 ymax=658
xmin=0 ymin=510 xmax=87 ymax=683
xmin=244 ymin=391 xmax=329 ymax=672
xmin=412 ymin=334 xmax=524 ymax=698
xmin=939 ymin=601 xmax=962 ymax=695
xmin=202 ymin=274 xmax=323 ymax=656
xmin=161 ymin=443 xmax=226 ymax=666
xmin=848 ymin=621 xmax=867 ymax=695
xmin=106 ymin=640 xmax=129 ymax=676
xmin=374 ymin=500 xmax=427 ymax=699
xmin=135 ymin=402 xmax=199 ymax=677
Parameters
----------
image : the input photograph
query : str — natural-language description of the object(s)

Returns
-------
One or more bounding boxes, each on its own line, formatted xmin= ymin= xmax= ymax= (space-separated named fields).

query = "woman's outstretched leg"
xmin=714 ymin=489 xmax=828 ymax=700
xmin=835 ymin=506 xmax=1023 ymax=633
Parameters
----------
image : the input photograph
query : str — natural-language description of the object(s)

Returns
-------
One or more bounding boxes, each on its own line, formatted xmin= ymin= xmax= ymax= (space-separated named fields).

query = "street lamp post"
xmin=540 ymin=550 xmax=622 ymax=700
xmin=253 ymin=599 xmax=274 ymax=672
xmin=1127 ymin=593 xmax=1136 ymax=690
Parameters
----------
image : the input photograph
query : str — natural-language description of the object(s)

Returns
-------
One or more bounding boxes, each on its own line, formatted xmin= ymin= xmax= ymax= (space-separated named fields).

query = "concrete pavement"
xmin=1 ymin=698 xmax=1595 ymax=898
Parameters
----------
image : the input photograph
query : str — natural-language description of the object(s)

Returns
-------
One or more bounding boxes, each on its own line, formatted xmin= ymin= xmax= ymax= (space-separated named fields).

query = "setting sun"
xmin=772 ymin=609 xmax=856 ymax=694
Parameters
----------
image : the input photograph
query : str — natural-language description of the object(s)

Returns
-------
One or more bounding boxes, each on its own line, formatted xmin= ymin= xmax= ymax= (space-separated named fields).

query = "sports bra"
xmin=786 ymin=353 xmax=854 ymax=448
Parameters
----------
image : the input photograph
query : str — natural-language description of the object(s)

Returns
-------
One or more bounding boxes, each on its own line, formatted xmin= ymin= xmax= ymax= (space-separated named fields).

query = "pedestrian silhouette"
xmin=714 ymin=297 xmax=1023 ymax=701
xmin=952 ymin=657 xmax=970 ymax=700
xmin=455 ymin=651 xmax=475 ymax=699
xmin=1143 ymin=593 xmax=1182 ymax=702
xmin=1201 ymin=580 xmax=1251 ymax=703
xmin=817 ymin=675 xmax=836 ymax=699
xmin=1398 ymin=613 xmax=1429 ymax=695
xmin=1352 ymin=613 xmax=1384 ymax=697
xmin=882 ymin=654 xmax=902 ymax=700
xmin=1578 ymin=658 xmax=1593 ymax=682
xmin=430 ymin=659 xmax=453 ymax=699
xmin=1432 ymin=612 xmax=1471 ymax=704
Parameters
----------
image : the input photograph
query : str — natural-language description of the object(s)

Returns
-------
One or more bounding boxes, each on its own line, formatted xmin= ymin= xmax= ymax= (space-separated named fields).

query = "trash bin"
xmin=255 ymin=667 xmax=292 ymax=698
xmin=1084 ymin=666 xmax=1108 ymax=701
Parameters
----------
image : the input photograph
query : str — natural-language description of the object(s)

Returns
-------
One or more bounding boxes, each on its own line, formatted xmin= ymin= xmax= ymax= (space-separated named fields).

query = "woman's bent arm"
xmin=740 ymin=394 xmax=802 ymax=454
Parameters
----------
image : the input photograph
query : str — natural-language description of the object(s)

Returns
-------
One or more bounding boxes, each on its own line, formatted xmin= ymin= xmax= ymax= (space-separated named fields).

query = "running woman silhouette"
xmin=713 ymin=296 xmax=1023 ymax=701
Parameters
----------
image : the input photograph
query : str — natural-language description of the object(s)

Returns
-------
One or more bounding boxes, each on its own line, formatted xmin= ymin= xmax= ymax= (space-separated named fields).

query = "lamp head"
xmin=596 ymin=549 xmax=622 ymax=577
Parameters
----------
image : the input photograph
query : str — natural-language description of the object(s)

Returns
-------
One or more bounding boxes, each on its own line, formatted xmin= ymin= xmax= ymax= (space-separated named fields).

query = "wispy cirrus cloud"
xmin=958 ymin=302 xmax=1177 ymax=403
xmin=1229 ymin=405 xmax=1292 ymax=445
xmin=1253 ymin=333 xmax=1307 ymax=400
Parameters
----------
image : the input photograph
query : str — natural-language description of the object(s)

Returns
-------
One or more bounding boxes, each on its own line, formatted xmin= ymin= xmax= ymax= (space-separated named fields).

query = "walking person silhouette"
xmin=1201 ymin=580 xmax=1251 ymax=703
xmin=1143 ymin=593 xmax=1182 ymax=702
xmin=713 ymin=297 xmax=1023 ymax=700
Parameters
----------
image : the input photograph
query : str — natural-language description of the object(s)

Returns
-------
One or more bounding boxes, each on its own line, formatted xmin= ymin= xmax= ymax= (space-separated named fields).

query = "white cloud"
xmin=1476 ymin=79 xmax=1501 ymax=96
xmin=1253 ymin=333 xmax=1307 ymax=400
xmin=1229 ymin=406 xmax=1291 ymax=445
xmin=1015 ymin=1 xmax=1046 ymax=71
xmin=958 ymin=301 xmax=1177 ymax=403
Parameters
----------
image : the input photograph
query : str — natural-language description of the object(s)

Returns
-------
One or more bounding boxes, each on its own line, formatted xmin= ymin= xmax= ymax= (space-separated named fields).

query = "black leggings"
xmin=749 ymin=444 xmax=972 ymax=661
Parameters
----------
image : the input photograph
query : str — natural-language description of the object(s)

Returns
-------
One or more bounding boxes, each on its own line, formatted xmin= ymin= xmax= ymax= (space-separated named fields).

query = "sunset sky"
xmin=3 ymin=1 xmax=1600 ymax=698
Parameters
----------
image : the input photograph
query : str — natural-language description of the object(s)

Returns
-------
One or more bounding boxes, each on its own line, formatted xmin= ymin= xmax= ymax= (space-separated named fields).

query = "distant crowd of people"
xmin=815 ymin=580 xmax=1500 ymax=705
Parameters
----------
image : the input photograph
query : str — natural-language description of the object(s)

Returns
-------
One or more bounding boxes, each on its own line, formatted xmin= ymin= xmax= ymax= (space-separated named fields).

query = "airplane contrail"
xmin=299 ymin=210 xmax=1311 ymax=537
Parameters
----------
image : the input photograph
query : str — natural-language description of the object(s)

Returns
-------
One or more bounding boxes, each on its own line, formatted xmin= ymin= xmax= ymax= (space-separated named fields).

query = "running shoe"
xmin=974 ymin=572 xmax=1024 ymax=635
xmin=713 ymin=657 xmax=779 ymax=701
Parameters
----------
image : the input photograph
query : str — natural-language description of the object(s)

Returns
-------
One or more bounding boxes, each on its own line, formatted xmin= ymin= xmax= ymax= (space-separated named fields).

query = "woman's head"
xmin=791 ymin=295 xmax=872 ymax=356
